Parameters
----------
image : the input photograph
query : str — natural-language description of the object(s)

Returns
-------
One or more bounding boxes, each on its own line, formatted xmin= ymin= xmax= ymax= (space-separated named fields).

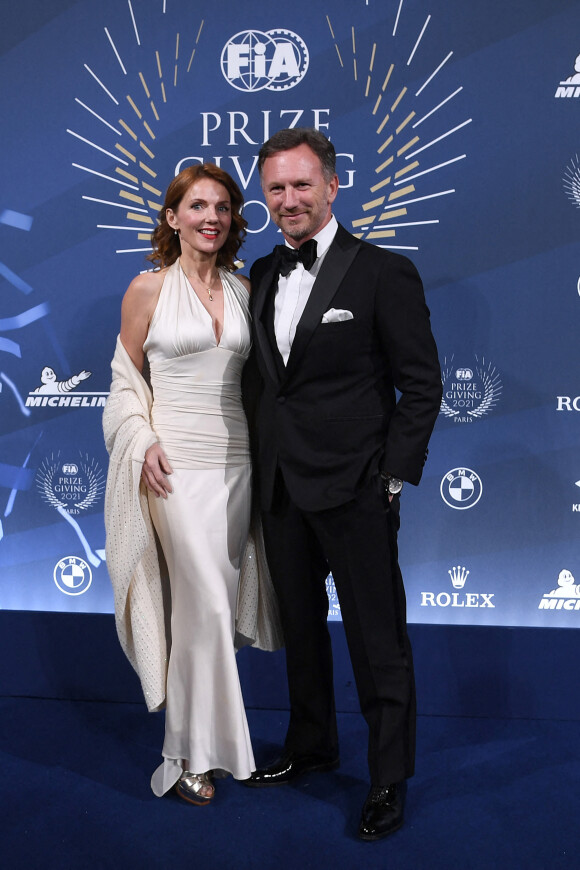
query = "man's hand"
xmin=141 ymin=442 xmax=173 ymax=498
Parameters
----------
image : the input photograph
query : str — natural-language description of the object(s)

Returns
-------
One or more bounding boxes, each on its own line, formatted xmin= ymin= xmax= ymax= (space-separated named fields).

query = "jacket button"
xmin=277 ymin=396 xmax=286 ymax=404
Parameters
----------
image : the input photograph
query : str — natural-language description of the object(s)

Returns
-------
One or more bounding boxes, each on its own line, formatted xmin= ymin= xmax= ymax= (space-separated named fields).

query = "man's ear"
xmin=327 ymin=173 xmax=339 ymax=204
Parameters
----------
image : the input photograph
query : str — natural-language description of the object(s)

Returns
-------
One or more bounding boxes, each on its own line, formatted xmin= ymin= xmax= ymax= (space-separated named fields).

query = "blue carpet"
xmin=1 ymin=698 xmax=578 ymax=869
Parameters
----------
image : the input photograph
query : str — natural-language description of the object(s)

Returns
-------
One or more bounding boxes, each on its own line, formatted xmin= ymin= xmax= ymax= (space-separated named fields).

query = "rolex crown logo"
xmin=448 ymin=566 xmax=469 ymax=589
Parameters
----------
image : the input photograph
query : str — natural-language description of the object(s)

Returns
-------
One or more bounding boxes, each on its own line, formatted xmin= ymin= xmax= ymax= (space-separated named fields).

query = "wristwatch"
xmin=381 ymin=473 xmax=404 ymax=496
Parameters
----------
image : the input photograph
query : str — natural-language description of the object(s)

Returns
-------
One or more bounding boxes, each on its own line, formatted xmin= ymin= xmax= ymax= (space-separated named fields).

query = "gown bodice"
xmin=143 ymin=259 xmax=251 ymax=468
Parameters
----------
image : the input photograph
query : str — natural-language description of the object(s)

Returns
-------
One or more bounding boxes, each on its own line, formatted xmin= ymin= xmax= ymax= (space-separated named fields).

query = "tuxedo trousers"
xmin=261 ymin=471 xmax=416 ymax=786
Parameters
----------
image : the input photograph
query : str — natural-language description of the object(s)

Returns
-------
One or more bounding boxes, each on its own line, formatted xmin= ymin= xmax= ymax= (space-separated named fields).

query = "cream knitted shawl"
xmin=103 ymin=337 xmax=282 ymax=713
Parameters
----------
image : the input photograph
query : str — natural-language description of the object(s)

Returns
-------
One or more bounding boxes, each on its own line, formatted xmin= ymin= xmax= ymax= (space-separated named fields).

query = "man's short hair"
xmin=258 ymin=128 xmax=336 ymax=181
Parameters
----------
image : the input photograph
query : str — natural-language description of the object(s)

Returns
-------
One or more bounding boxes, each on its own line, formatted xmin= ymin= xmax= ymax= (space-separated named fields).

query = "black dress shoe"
xmin=242 ymin=752 xmax=340 ymax=787
xmin=358 ymin=781 xmax=406 ymax=841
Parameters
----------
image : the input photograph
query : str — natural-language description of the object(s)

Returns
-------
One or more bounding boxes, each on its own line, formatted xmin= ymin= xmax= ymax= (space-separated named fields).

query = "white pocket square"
xmin=321 ymin=308 xmax=354 ymax=323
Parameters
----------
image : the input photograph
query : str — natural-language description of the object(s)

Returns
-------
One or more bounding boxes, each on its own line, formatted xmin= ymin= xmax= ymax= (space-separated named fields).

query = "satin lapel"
xmin=253 ymin=258 xmax=282 ymax=386
xmin=284 ymin=227 xmax=360 ymax=381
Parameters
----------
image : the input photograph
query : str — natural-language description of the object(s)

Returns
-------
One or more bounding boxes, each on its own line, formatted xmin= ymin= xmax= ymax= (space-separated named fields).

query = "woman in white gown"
xmin=113 ymin=163 xmax=257 ymax=805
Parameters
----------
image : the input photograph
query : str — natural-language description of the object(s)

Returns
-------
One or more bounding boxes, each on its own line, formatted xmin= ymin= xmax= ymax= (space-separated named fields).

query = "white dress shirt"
xmin=274 ymin=216 xmax=338 ymax=364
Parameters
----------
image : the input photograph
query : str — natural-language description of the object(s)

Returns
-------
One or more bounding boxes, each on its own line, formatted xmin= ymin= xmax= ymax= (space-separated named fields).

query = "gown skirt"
xmin=143 ymin=260 xmax=256 ymax=796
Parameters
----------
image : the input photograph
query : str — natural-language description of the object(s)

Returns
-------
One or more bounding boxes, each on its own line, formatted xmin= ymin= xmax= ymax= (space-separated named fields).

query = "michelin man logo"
xmin=32 ymin=366 xmax=91 ymax=394
xmin=26 ymin=364 xmax=106 ymax=408
xmin=221 ymin=29 xmax=309 ymax=92
xmin=548 ymin=569 xmax=580 ymax=596
xmin=555 ymin=53 xmax=580 ymax=98
xmin=539 ymin=569 xmax=580 ymax=610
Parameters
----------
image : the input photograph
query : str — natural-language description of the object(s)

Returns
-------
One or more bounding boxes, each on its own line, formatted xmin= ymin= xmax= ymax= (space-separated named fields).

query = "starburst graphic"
xmin=71 ymin=2 xmax=472 ymax=256
xmin=327 ymin=2 xmax=471 ymax=250
xmin=563 ymin=154 xmax=580 ymax=208
xmin=69 ymin=1 xmax=204 ymax=255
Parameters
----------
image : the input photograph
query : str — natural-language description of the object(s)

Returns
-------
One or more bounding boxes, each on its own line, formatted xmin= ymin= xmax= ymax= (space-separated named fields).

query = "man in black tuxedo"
xmin=243 ymin=128 xmax=442 ymax=840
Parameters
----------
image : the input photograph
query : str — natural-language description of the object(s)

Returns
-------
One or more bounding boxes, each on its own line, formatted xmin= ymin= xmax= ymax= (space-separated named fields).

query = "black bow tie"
xmin=274 ymin=239 xmax=318 ymax=277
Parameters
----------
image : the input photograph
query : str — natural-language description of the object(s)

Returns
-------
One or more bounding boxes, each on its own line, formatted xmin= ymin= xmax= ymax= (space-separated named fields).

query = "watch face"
xmin=388 ymin=477 xmax=403 ymax=495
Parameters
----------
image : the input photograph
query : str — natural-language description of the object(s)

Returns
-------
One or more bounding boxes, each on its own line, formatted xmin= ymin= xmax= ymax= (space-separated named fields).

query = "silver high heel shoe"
xmin=175 ymin=771 xmax=215 ymax=806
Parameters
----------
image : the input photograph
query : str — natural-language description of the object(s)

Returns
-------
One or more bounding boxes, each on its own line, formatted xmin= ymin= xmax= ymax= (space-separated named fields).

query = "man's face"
xmin=261 ymin=143 xmax=339 ymax=245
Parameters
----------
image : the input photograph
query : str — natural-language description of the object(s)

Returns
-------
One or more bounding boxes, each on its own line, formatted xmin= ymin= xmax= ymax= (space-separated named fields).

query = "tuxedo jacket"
xmin=247 ymin=222 xmax=442 ymax=513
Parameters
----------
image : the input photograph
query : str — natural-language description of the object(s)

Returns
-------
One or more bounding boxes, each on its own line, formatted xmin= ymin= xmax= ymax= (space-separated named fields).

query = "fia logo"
xmin=221 ymin=29 xmax=309 ymax=92
xmin=36 ymin=451 xmax=105 ymax=516
xmin=440 ymin=356 xmax=502 ymax=423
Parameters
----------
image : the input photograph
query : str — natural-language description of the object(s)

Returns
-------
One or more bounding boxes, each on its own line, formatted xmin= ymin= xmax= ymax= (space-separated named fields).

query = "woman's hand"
xmin=142 ymin=442 xmax=173 ymax=498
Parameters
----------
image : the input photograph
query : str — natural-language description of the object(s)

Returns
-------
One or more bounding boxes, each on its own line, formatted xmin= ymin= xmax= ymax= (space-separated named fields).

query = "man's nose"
xmin=282 ymin=186 xmax=299 ymax=209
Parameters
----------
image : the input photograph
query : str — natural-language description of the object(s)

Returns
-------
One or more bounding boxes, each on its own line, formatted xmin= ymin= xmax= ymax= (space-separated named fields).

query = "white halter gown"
xmin=144 ymin=259 xmax=255 ymax=795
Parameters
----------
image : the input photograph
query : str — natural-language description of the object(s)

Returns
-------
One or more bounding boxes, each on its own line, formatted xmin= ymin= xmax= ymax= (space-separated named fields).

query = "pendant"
xmin=207 ymin=288 xmax=214 ymax=302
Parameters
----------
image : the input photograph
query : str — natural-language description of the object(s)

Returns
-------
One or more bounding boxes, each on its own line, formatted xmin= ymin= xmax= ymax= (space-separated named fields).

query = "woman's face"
xmin=167 ymin=177 xmax=232 ymax=257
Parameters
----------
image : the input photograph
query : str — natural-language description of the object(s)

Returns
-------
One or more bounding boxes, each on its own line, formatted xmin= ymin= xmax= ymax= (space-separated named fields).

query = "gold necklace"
xmin=182 ymin=266 xmax=219 ymax=302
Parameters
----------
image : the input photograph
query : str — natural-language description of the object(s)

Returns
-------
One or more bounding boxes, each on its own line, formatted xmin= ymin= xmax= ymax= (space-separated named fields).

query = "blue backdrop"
xmin=1 ymin=0 xmax=579 ymax=629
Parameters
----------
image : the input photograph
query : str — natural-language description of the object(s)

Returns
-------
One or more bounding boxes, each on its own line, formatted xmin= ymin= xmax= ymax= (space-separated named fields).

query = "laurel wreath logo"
xmin=36 ymin=452 xmax=105 ymax=514
xmin=439 ymin=355 xmax=502 ymax=420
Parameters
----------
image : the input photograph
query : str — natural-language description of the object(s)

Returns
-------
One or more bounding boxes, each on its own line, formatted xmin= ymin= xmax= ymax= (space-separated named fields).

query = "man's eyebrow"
xmin=267 ymin=177 xmax=311 ymax=186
